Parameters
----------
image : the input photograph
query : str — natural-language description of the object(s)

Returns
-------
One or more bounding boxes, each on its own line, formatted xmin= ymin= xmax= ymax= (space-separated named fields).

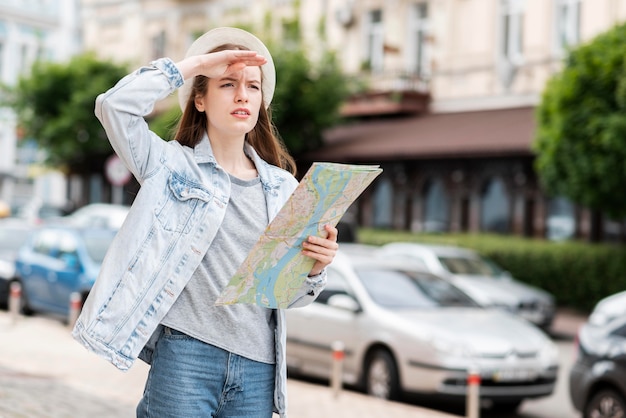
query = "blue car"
xmin=14 ymin=225 xmax=117 ymax=321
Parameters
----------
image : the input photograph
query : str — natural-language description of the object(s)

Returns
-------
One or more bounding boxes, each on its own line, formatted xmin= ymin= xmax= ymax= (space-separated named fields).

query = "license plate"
xmin=491 ymin=369 xmax=538 ymax=382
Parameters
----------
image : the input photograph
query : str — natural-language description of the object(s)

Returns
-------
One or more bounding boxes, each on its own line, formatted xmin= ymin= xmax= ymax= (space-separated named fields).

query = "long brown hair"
xmin=174 ymin=43 xmax=296 ymax=176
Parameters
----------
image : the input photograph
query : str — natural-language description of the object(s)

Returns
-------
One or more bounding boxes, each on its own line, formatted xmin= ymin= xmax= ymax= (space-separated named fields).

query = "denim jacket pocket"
xmin=155 ymin=173 xmax=213 ymax=233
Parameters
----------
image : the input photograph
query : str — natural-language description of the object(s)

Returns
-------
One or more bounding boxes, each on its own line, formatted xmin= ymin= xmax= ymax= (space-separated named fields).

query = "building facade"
xmin=78 ymin=0 xmax=626 ymax=241
xmin=0 ymin=0 xmax=82 ymax=216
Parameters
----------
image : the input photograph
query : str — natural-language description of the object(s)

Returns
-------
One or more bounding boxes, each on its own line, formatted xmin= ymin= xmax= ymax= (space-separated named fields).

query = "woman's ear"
xmin=194 ymin=96 xmax=205 ymax=113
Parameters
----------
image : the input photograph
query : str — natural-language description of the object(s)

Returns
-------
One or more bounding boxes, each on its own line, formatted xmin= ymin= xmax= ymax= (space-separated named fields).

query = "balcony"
xmin=341 ymin=70 xmax=431 ymax=118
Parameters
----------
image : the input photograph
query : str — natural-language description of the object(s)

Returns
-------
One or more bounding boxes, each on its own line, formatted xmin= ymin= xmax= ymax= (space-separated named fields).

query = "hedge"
xmin=357 ymin=228 xmax=626 ymax=313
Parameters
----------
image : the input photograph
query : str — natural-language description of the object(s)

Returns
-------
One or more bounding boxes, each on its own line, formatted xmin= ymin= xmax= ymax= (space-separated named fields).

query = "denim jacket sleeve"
xmin=287 ymin=269 xmax=327 ymax=308
xmin=94 ymin=58 xmax=184 ymax=182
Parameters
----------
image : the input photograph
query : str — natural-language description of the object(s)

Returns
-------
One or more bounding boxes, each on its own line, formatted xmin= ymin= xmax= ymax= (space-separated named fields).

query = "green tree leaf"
xmin=533 ymin=22 xmax=626 ymax=219
xmin=3 ymin=53 xmax=129 ymax=174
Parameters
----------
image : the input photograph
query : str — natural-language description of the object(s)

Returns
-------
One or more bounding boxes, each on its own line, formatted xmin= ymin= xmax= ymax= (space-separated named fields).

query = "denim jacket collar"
xmin=194 ymin=134 xmax=287 ymax=199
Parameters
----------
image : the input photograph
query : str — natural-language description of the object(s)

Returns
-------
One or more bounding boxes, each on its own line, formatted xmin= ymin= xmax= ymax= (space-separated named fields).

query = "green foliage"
xmin=533 ymin=22 xmax=626 ymax=219
xmin=148 ymin=106 xmax=181 ymax=141
xmin=358 ymin=228 xmax=626 ymax=312
xmin=3 ymin=53 xmax=128 ymax=173
xmin=271 ymin=45 xmax=351 ymax=155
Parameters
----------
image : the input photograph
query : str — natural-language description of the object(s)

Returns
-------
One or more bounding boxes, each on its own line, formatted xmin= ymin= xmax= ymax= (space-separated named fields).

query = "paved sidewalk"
xmin=0 ymin=311 xmax=457 ymax=418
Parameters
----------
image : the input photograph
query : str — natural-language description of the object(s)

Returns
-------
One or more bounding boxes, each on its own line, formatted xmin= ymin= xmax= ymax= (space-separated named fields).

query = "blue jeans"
xmin=136 ymin=327 xmax=275 ymax=418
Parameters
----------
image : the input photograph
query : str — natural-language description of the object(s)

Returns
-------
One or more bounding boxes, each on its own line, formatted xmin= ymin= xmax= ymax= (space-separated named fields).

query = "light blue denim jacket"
xmin=72 ymin=58 xmax=327 ymax=417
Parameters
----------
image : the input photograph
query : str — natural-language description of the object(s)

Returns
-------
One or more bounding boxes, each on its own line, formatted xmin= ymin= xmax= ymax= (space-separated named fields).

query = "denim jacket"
xmin=72 ymin=58 xmax=327 ymax=417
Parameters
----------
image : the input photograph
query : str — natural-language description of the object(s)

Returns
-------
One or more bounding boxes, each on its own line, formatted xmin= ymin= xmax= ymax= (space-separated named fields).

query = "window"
xmin=372 ymin=177 xmax=393 ymax=228
xmin=315 ymin=267 xmax=353 ymax=305
xmin=422 ymin=178 xmax=449 ymax=232
xmin=365 ymin=9 xmax=384 ymax=73
xmin=33 ymin=230 xmax=58 ymax=256
xmin=554 ymin=0 xmax=580 ymax=54
xmin=498 ymin=0 xmax=525 ymax=87
xmin=481 ymin=177 xmax=510 ymax=233
xmin=501 ymin=0 xmax=524 ymax=64
xmin=408 ymin=2 xmax=430 ymax=77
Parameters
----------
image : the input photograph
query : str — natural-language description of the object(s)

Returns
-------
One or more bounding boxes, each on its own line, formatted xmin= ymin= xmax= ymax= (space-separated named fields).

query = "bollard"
xmin=68 ymin=292 xmax=82 ymax=329
xmin=466 ymin=367 xmax=481 ymax=418
xmin=331 ymin=341 xmax=345 ymax=398
xmin=9 ymin=281 xmax=22 ymax=325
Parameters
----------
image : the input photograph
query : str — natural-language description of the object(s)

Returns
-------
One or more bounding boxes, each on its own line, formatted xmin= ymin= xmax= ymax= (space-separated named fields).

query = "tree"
xmin=4 ymin=53 xmax=129 ymax=174
xmin=533 ymin=22 xmax=626 ymax=220
xmin=270 ymin=45 xmax=351 ymax=155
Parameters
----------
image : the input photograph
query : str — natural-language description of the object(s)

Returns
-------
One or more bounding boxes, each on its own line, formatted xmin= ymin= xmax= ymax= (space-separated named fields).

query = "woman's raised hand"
xmin=178 ymin=50 xmax=267 ymax=81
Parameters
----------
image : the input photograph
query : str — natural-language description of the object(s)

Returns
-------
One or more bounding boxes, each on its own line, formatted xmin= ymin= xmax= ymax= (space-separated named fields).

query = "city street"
xmin=0 ymin=309 xmax=585 ymax=418
xmin=0 ymin=310 xmax=454 ymax=418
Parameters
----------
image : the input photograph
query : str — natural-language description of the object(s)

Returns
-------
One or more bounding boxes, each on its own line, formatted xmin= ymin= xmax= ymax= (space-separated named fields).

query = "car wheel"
xmin=365 ymin=349 xmax=400 ymax=400
xmin=584 ymin=388 xmax=626 ymax=418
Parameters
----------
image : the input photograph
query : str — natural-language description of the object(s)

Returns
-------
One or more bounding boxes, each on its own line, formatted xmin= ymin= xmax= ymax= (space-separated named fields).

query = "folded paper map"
xmin=215 ymin=162 xmax=382 ymax=308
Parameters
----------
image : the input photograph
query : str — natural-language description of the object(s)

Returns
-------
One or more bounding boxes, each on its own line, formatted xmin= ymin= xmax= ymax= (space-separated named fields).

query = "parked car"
xmin=286 ymin=251 xmax=559 ymax=412
xmin=588 ymin=290 xmax=626 ymax=327
xmin=377 ymin=242 xmax=556 ymax=330
xmin=13 ymin=224 xmax=117 ymax=321
xmin=62 ymin=203 xmax=130 ymax=230
xmin=0 ymin=219 xmax=34 ymax=308
xmin=13 ymin=197 xmax=68 ymax=225
xmin=569 ymin=316 xmax=626 ymax=418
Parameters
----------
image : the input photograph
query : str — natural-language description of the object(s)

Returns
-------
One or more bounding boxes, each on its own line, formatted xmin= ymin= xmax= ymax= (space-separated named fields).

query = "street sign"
xmin=105 ymin=154 xmax=131 ymax=186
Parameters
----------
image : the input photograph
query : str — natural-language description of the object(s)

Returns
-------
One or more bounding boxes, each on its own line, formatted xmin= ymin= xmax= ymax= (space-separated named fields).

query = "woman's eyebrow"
xmin=218 ymin=75 xmax=261 ymax=85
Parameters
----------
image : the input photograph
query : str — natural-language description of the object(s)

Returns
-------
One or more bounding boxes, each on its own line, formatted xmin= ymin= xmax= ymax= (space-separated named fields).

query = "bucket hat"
xmin=177 ymin=27 xmax=275 ymax=110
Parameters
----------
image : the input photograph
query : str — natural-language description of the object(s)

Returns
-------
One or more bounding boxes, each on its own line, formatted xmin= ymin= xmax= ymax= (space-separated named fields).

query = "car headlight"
xmin=0 ymin=259 xmax=15 ymax=279
xmin=538 ymin=340 xmax=559 ymax=364
xmin=431 ymin=336 xmax=475 ymax=358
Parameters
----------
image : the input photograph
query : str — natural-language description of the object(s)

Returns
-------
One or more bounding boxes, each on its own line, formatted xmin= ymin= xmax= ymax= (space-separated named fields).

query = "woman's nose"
xmin=235 ymin=85 xmax=248 ymax=103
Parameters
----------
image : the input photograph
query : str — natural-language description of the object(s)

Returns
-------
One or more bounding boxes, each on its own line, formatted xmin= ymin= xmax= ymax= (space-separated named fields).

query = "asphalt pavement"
xmin=0 ymin=310 xmax=459 ymax=418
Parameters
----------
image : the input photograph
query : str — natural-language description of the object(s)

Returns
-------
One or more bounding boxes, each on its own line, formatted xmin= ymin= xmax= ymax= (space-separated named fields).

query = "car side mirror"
xmin=327 ymin=294 xmax=361 ymax=313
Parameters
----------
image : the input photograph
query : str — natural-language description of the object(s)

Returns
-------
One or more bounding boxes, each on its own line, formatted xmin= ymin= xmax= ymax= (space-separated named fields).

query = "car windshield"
xmin=81 ymin=230 xmax=117 ymax=263
xmin=438 ymin=256 xmax=501 ymax=276
xmin=356 ymin=268 xmax=477 ymax=310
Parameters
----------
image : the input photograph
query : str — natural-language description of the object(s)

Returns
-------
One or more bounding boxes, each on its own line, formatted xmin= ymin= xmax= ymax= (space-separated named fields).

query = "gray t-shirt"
xmin=162 ymin=174 xmax=276 ymax=364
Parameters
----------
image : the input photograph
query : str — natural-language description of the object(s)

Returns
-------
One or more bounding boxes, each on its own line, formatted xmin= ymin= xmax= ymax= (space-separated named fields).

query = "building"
xmin=0 ymin=0 xmax=82 ymax=217
xmin=79 ymin=0 xmax=626 ymax=241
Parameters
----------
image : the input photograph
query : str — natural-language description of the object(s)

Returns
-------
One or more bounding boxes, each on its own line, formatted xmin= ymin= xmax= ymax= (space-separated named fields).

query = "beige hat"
xmin=177 ymin=27 xmax=275 ymax=110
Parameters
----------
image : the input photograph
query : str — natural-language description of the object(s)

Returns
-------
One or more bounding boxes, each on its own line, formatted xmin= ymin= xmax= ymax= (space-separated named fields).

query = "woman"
xmin=73 ymin=27 xmax=338 ymax=417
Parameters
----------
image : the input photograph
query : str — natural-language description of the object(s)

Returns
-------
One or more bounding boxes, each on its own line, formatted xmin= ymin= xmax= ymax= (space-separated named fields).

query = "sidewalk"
xmin=0 ymin=311 xmax=457 ymax=418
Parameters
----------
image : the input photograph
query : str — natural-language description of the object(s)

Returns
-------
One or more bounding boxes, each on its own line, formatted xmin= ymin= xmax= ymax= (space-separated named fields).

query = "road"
xmin=0 ymin=308 xmax=584 ymax=418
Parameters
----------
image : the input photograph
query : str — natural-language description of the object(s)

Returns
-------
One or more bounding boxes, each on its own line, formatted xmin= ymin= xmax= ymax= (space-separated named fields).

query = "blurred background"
xmin=1 ymin=2 xmax=626 ymax=416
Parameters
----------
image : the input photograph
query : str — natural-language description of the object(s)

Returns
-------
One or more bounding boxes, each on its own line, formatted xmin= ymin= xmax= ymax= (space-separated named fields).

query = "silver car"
xmin=377 ymin=242 xmax=556 ymax=330
xmin=588 ymin=290 xmax=626 ymax=327
xmin=285 ymin=251 xmax=559 ymax=413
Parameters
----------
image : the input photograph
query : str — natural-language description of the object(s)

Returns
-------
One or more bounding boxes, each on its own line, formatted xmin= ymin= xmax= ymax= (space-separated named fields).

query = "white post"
xmin=68 ymin=292 xmax=82 ymax=329
xmin=331 ymin=341 xmax=345 ymax=398
xmin=466 ymin=367 xmax=481 ymax=418
xmin=9 ymin=281 xmax=22 ymax=325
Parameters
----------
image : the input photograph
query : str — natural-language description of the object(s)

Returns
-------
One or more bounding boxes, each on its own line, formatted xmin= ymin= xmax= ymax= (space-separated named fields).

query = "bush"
xmin=358 ymin=228 xmax=626 ymax=312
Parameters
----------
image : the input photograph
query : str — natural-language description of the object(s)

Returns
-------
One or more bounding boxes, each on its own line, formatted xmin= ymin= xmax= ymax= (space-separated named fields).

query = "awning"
xmin=308 ymin=106 xmax=537 ymax=162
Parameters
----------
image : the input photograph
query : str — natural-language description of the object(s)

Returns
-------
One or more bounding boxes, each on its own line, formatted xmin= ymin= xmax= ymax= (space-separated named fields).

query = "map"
xmin=215 ymin=162 xmax=382 ymax=308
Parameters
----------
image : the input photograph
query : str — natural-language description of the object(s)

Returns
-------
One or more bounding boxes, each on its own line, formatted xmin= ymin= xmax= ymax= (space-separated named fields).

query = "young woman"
xmin=73 ymin=27 xmax=338 ymax=417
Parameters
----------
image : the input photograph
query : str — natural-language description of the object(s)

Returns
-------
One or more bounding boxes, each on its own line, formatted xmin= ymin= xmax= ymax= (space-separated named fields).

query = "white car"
xmin=63 ymin=203 xmax=130 ymax=230
xmin=376 ymin=242 xmax=556 ymax=330
xmin=286 ymin=251 xmax=559 ymax=413
xmin=588 ymin=290 xmax=626 ymax=327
